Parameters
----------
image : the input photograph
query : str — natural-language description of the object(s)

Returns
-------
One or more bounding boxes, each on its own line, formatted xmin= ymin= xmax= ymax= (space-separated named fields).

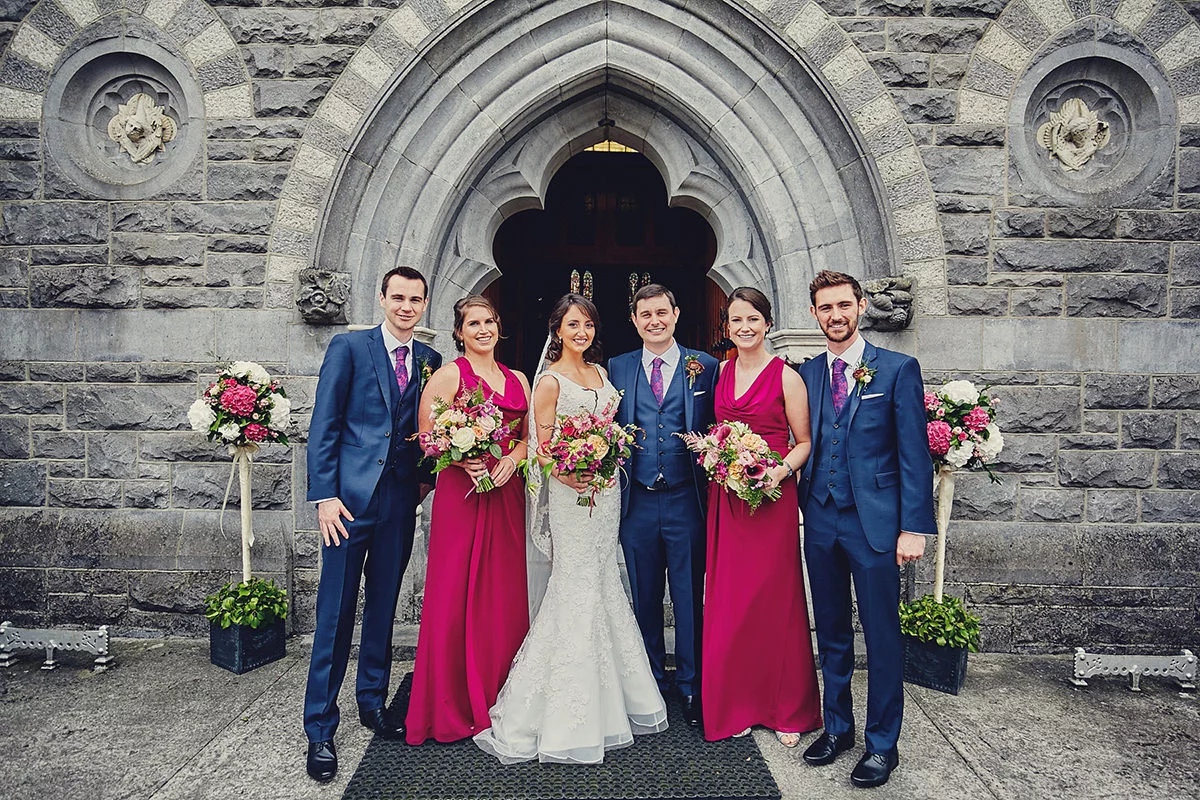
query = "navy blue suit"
xmin=797 ymin=341 xmax=934 ymax=755
xmin=609 ymin=347 xmax=717 ymax=696
xmin=303 ymin=326 xmax=441 ymax=743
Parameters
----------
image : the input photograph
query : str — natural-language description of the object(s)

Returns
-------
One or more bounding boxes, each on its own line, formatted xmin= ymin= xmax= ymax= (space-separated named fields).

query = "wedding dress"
xmin=473 ymin=367 xmax=668 ymax=764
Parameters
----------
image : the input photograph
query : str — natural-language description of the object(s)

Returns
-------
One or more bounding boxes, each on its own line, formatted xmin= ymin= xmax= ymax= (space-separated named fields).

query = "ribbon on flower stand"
xmin=933 ymin=465 xmax=955 ymax=603
xmin=221 ymin=443 xmax=260 ymax=584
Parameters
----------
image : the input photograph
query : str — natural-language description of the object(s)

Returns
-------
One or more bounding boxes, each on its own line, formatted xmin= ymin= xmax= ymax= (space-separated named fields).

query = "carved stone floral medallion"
xmin=106 ymin=93 xmax=178 ymax=165
xmin=1036 ymin=98 xmax=1111 ymax=172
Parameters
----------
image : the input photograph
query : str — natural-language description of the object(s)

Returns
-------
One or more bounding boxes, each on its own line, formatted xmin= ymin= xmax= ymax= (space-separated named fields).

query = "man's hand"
xmin=896 ymin=531 xmax=926 ymax=566
xmin=318 ymin=498 xmax=355 ymax=547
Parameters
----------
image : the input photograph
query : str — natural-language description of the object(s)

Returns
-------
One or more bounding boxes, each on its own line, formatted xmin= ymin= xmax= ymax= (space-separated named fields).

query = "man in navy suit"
xmin=608 ymin=284 xmax=718 ymax=729
xmin=797 ymin=270 xmax=935 ymax=788
xmin=302 ymin=266 xmax=442 ymax=782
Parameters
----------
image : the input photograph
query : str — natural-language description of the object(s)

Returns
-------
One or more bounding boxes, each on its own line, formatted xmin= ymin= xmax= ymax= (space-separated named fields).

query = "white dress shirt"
xmin=825 ymin=334 xmax=867 ymax=392
xmin=641 ymin=342 xmax=680 ymax=395
xmin=381 ymin=323 xmax=414 ymax=377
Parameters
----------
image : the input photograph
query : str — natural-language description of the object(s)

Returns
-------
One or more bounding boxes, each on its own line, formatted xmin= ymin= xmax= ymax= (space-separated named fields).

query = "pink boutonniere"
xmin=683 ymin=354 xmax=704 ymax=389
xmin=851 ymin=358 xmax=876 ymax=396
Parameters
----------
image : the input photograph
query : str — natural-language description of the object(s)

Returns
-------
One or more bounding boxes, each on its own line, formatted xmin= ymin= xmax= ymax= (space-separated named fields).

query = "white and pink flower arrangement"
xmin=678 ymin=420 xmax=784 ymax=512
xmin=537 ymin=393 xmax=640 ymax=508
xmin=188 ymin=361 xmax=291 ymax=447
xmin=924 ymin=379 xmax=1003 ymax=480
xmin=418 ymin=386 xmax=521 ymax=492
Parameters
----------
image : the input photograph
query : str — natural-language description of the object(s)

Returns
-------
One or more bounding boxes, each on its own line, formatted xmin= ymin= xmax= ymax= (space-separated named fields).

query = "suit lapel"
xmin=626 ymin=353 xmax=640 ymax=415
xmin=680 ymin=347 xmax=695 ymax=432
xmin=804 ymin=356 xmax=825 ymax=446
xmin=369 ymin=328 xmax=395 ymax=418
xmin=844 ymin=342 xmax=877 ymax=433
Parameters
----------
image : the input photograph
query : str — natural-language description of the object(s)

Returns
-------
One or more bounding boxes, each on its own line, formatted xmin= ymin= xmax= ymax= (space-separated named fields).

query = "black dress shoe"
xmin=850 ymin=749 xmax=899 ymax=788
xmin=358 ymin=706 xmax=406 ymax=740
xmin=306 ymin=740 xmax=337 ymax=783
xmin=802 ymin=729 xmax=855 ymax=766
xmin=681 ymin=695 xmax=702 ymax=727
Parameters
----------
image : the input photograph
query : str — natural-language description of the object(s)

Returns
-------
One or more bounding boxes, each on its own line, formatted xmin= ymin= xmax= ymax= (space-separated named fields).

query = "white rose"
xmin=450 ymin=427 xmax=477 ymax=451
xmin=477 ymin=414 xmax=498 ymax=433
xmin=268 ymin=395 xmax=292 ymax=431
xmin=940 ymin=380 xmax=980 ymax=406
xmin=976 ymin=424 xmax=1004 ymax=461
xmin=229 ymin=360 xmax=273 ymax=386
xmin=218 ymin=422 xmax=240 ymax=442
xmin=945 ymin=442 xmax=972 ymax=468
xmin=187 ymin=399 xmax=215 ymax=432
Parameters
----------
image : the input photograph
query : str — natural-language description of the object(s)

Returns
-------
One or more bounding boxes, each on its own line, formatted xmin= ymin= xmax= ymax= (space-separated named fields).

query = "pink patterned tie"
xmin=394 ymin=345 xmax=409 ymax=395
xmin=650 ymin=357 xmax=665 ymax=405
xmin=831 ymin=357 xmax=848 ymax=415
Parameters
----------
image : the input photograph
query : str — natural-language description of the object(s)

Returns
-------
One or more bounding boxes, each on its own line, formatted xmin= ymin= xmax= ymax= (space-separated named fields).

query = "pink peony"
xmin=927 ymin=420 xmax=953 ymax=455
xmin=244 ymin=423 xmax=269 ymax=442
xmin=220 ymin=383 xmax=259 ymax=416
xmin=963 ymin=406 xmax=990 ymax=431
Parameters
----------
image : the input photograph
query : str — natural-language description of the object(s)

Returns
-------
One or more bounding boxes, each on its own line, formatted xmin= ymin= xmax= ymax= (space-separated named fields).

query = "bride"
xmin=473 ymin=293 xmax=668 ymax=764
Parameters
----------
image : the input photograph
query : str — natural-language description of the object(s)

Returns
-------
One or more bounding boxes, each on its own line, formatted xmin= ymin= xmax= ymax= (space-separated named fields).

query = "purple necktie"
xmin=831 ymin=357 xmax=848 ymax=415
xmin=394 ymin=344 xmax=409 ymax=395
xmin=650 ymin=357 xmax=665 ymax=405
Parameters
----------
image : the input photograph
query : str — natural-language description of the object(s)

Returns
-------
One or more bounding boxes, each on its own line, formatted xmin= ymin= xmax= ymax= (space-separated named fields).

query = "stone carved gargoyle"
xmin=1036 ymin=97 xmax=1110 ymax=172
xmin=106 ymin=93 xmax=178 ymax=165
xmin=297 ymin=269 xmax=351 ymax=325
xmin=860 ymin=276 xmax=914 ymax=331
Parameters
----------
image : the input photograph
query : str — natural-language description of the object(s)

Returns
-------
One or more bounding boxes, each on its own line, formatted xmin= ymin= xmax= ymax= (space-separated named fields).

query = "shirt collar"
xmin=380 ymin=323 xmax=413 ymax=354
xmin=825 ymin=334 xmax=866 ymax=371
xmin=642 ymin=341 xmax=680 ymax=370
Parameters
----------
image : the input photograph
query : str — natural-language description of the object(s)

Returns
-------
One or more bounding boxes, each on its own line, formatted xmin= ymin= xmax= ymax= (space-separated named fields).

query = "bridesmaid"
xmin=405 ymin=295 xmax=532 ymax=744
xmin=701 ymin=287 xmax=822 ymax=746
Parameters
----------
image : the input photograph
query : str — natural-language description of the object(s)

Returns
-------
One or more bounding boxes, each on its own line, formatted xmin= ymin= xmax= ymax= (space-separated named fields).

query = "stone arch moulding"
xmin=275 ymin=0 xmax=950 ymax=339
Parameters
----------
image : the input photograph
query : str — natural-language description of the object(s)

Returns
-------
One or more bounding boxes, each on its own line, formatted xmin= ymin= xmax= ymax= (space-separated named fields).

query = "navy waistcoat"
xmin=809 ymin=392 xmax=855 ymax=510
xmin=631 ymin=364 xmax=691 ymax=487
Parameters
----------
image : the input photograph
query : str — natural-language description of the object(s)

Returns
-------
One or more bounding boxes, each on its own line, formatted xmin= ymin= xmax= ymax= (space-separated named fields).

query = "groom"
xmin=609 ymin=284 xmax=717 ymax=728
xmin=797 ymin=270 xmax=934 ymax=788
xmin=302 ymin=266 xmax=442 ymax=782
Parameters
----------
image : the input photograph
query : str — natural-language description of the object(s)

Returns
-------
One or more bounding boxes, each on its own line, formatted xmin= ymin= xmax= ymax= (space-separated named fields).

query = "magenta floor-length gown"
xmin=405 ymin=358 xmax=529 ymax=744
xmin=702 ymin=355 xmax=822 ymax=741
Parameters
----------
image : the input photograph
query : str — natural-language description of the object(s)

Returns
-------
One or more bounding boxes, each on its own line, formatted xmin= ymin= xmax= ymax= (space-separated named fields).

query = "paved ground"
xmin=1 ymin=638 xmax=1197 ymax=800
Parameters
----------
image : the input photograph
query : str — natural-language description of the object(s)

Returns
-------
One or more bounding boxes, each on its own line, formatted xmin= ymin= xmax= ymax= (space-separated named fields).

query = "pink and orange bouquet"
xmin=678 ymin=420 xmax=783 ymax=512
xmin=925 ymin=380 xmax=1003 ymax=480
xmin=418 ymin=386 xmax=520 ymax=492
xmin=188 ymin=361 xmax=290 ymax=449
xmin=539 ymin=393 xmax=640 ymax=508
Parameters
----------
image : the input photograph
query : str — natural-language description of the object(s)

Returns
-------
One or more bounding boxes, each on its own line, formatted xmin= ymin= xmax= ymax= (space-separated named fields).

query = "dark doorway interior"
xmin=488 ymin=150 xmax=724 ymax=376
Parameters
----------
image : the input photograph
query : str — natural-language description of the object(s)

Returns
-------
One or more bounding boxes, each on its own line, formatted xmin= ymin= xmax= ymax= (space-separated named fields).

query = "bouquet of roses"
xmin=539 ymin=393 xmax=640 ymax=508
xmin=678 ymin=420 xmax=783 ymax=512
xmin=188 ymin=361 xmax=291 ymax=448
xmin=418 ymin=386 xmax=521 ymax=492
xmin=925 ymin=380 xmax=1003 ymax=480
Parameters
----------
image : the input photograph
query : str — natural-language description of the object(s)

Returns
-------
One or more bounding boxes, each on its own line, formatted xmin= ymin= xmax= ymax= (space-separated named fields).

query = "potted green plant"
xmin=205 ymin=577 xmax=289 ymax=674
xmin=899 ymin=594 xmax=980 ymax=694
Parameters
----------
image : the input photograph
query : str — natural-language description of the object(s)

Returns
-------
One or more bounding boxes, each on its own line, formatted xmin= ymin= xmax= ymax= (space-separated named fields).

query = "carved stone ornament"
xmin=860 ymin=276 xmax=915 ymax=331
xmin=1036 ymin=97 xmax=1111 ymax=172
xmin=298 ymin=269 xmax=351 ymax=325
xmin=106 ymin=92 xmax=178 ymax=165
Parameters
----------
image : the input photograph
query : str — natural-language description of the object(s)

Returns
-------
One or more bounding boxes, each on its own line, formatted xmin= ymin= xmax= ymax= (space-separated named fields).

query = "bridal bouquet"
xmin=188 ymin=361 xmax=291 ymax=447
xmin=418 ymin=386 xmax=521 ymax=492
xmin=678 ymin=420 xmax=783 ymax=511
xmin=539 ymin=393 xmax=640 ymax=508
xmin=925 ymin=380 xmax=1004 ymax=480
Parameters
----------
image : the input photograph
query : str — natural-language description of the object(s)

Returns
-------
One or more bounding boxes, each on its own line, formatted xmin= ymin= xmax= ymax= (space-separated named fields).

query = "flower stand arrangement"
xmin=188 ymin=361 xmax=292 ymax=674
xmin=900 ymin=380 xmax=1002 ymax=694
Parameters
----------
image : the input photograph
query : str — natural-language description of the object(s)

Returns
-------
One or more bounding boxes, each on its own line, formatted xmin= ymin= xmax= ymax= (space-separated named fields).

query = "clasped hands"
xmin=458 ymin=455 xmax=518 ymax=488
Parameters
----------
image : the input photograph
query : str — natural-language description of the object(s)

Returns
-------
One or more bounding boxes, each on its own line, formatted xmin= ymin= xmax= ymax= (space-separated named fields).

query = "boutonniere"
xmin=683 ymin=354 xmax=704 ymax=389
xmin=851 ymin=358 xmax=876 ymax=395
xmin=417 ymin=356 xmax=433 ymax=393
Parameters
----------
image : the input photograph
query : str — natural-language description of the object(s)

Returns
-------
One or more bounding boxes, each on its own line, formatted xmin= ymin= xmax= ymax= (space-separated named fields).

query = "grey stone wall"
xmin=0 ymin=0 xmax=1197 ymax=653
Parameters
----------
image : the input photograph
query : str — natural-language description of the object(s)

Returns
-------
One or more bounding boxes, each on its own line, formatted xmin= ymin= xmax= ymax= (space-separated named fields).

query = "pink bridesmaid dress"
xmin=405 ymin=358 xmax=529 ymax=744
xmin=701 ymin=355 xmax=822 ymax=741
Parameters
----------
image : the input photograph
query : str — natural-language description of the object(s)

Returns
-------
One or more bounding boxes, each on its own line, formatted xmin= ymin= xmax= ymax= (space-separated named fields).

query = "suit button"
xmin=832 ymin=455 xmax=838 ymax=460
xmin=827 ymin=482 xmax=834 ymax=488
xmin=385 ymin=431 xmax=390 ymax=437
xmin=832 ymin=439 xmax=838 ymax=445
xmin=659 ymin=437 xmax=664 ymax=442
xmin=378 ymin=459 xmax=384 ymax=465
xmin=833 ymin=423 xmax=840 ymax=429
xmin=658 ymin=424 xmax=664 ymax=429
xmin=829 ymin=470 xmax=835 ymax=475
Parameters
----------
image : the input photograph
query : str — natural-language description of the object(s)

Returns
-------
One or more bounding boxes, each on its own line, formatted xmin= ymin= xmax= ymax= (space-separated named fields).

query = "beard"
xmin=819 ymin=313 xmax=859 ymax=343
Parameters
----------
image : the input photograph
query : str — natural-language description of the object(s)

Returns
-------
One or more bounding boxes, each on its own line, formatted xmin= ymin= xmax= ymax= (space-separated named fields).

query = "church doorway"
xmin=487 ymin=147 xmax=726 ymax=376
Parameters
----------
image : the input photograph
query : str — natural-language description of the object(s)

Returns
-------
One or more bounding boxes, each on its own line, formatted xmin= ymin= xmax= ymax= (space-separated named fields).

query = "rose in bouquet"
xmin=678 ymin=420 xmax=783 ymax=512
xmin=418 ymin=386 xmax=521 ymax=492
xmin=539 ymin=393 xmax=640 ymax=508
xmin=925 ymin=379 xmax=1003 ymax=481
xmin=188 ymin=360 xmax=291 ymax=448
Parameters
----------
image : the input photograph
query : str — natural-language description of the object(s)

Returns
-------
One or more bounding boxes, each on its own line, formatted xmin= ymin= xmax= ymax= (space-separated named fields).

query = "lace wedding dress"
xmin=473 ymin=368 xmax=668 ymax=764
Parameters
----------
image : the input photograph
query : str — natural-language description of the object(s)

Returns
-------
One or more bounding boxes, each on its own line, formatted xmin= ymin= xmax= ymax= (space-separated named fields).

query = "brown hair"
xmin=546 ymin=293 xmax=603 ymax=364
xmin=726 ymin=286 xmax=773 ymax=327
xmin=631 ymin=283 xmax=677 ymax=313
xmin=452 ymin=295 xmax=502 ymax=353
xmin=808 ymin=270 xmax=863 ymax=305
xmin=380 ymin=265 xmax=429 ymax=298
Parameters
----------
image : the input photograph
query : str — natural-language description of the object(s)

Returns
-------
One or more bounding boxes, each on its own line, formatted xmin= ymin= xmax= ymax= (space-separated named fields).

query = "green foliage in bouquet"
xmin=899 ymin=594 xmax=980 ymax=652
xmin=204 ymin=577 xmax=288 ymax=629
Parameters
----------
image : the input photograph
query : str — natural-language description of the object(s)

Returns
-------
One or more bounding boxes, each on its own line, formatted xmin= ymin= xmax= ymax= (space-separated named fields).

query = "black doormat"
xmin=342 ymin=672 xmax=781 ymax=800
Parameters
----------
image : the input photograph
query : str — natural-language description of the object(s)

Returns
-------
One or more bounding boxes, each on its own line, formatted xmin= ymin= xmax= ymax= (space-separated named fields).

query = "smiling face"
xmin=379 ymin=275 xmax=428 ymax=340
xmin=632 ymin=294 xmax=679 ymax=350
xmin=811 ymin=283 xmax=867 ymax=349
xmin=726 ymin=298 xmax=770 ymax=352
xmin=458 ymin=304 xmax=499 ymax=356
xmin=557 ymin=303 xmax=596 ymax=356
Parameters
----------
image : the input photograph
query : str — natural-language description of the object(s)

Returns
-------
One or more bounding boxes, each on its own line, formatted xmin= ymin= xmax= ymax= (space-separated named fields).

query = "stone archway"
xmin=283 ymin=0 xmax=949 ymax=344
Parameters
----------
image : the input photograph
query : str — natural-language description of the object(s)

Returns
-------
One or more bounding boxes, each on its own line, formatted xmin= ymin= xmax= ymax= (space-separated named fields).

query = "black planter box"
xmin=210 ymin=619 xmax=286 ymax=674
xmin=902 ymin=634 xmax=968 ymax=695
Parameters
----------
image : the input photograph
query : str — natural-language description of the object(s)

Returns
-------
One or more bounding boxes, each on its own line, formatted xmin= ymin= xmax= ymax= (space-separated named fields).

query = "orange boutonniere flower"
xmin=683 ymin=354 xmax=704 ymax=389
xmin=851 ymin=358 xmax=876 ymax=396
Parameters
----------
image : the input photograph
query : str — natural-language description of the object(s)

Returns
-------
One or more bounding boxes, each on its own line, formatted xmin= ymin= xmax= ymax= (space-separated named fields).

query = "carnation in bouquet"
xmin=925 ymin=379 xmax=1003 ymax=481
xmin=188 ymin=360 xmax=291 ymax=448
xmin=538 ymin=393 xmax=640 ymax=508
xmin=418 ymin=386 xmax=521 ymax=492
xmin=677 ymin=420 xmax=784 ymax=512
